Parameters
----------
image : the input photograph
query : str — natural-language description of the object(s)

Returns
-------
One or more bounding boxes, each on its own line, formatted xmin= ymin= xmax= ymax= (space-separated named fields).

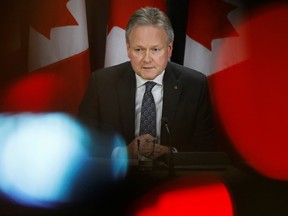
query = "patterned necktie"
xmin=139 ymin=81 xmax=157 ymax=137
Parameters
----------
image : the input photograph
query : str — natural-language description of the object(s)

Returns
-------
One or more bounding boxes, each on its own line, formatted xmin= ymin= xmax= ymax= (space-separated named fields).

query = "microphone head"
xmin=161 ymin=117 xmax=168 ymax=124
xmin=161 ymin=117 xmax=170 ymax=135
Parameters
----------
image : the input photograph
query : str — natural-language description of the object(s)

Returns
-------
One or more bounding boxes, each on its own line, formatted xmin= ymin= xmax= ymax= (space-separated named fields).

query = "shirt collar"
xmin=135 ymin=70 xmax=165 ymax=88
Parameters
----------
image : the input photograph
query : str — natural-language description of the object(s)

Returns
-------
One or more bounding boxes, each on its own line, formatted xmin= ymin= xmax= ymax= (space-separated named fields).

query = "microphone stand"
xmin=168 ymin=143 xmax=175 ymax=178
xmin=162 ymin=118 xmax=175 ymax=177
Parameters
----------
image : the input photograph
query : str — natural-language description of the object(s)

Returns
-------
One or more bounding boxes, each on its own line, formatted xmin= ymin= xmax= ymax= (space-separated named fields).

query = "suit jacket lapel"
xmin=116 ymin=65 xmax=136 ymax=143
xmin=162 ymin=63 xmax=182 ymax=137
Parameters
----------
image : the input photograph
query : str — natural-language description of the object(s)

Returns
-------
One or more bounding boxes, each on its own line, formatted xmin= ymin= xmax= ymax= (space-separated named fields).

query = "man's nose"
xmin=143 ymin=50 xmax=152 ymax=62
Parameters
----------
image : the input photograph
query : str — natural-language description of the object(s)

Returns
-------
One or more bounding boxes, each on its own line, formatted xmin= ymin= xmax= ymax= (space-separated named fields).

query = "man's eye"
xmin=152 ymin=48 xmax=160 ymax=53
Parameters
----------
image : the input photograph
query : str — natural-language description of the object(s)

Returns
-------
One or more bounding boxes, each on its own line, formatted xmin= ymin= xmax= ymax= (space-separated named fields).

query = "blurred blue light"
xmin=111 ymin=135 xmax=128 ymax=180
xmin=0 ymin=112 xmax=129 ymax=209
xmin=0 ymin=113 xmax=91 ymax=208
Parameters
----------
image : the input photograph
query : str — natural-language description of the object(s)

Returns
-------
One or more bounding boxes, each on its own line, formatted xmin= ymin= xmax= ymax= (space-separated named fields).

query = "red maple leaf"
xmin=30 ymin=0 xmax=78 ymax=39
xmin=186 ymin=0 xmax=239 ymax=50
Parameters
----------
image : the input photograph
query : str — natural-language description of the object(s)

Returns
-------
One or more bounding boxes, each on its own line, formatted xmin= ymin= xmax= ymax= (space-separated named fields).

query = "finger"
xmin=140 ymin=134 xmax=154 ymax=139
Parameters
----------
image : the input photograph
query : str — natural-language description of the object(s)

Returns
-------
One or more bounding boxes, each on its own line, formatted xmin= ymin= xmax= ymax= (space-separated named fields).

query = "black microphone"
xmin=162 ymin=117 xmax=170 ymax=135
xmin=161 ymin=117 xmax=175 ymax=177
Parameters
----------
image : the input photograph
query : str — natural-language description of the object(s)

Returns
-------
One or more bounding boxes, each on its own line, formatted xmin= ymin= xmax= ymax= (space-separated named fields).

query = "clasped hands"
xmin=127 ymin=134 xmax=169 ymax=159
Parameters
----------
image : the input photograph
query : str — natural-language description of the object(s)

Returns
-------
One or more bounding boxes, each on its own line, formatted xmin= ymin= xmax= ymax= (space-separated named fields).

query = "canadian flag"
xmin=184 ymin=0 xmax=288 ymax=180
xmin=183 ymin=0 xmax=246 ymax=76
xmin=104 ymin=0 xmax=166 ymax=67
xmin=2 ymin=0 xmax=90 ymax=115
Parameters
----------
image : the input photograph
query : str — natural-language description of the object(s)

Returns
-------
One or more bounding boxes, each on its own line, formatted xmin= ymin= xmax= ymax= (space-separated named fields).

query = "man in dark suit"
xmin=78 ymin=7 xmax=216 ymax=159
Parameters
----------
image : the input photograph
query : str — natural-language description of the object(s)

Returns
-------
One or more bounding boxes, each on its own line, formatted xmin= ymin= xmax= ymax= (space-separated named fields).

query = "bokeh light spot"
xmin=129 ymin=176 xmax=233 ymax=216
xmin=210 ymin=4 xmax=288 ymax=180
xmin=0 ymin=112 xmax=127 ymax=208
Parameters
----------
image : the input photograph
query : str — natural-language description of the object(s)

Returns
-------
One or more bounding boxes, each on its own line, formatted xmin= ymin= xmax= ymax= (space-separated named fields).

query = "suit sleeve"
xmin=191 ymin=75 xmax=216 ymax=151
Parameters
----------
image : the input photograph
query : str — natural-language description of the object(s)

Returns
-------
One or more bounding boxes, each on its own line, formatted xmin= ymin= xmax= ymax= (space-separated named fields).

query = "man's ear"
xmin=126 ymin=42 xmax=131 ymax=58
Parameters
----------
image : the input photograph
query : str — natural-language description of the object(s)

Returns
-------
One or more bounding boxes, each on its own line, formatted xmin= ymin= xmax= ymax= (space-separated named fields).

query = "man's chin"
xmin=140 ymin=71 xmax=158 ymax=80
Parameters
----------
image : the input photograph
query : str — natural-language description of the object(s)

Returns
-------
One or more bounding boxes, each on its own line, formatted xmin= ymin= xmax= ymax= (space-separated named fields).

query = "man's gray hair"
xmin=125 ymin=7 xmax=174 ymax=45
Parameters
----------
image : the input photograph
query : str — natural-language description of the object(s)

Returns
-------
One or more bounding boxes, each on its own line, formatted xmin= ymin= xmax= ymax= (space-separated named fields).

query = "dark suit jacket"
xmin=78 ymin=61 xmax=216 ymax=152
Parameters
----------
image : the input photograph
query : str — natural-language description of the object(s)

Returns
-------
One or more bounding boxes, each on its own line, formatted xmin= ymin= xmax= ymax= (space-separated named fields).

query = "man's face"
xmin=126 ymin=25 xmax=173 ymax=80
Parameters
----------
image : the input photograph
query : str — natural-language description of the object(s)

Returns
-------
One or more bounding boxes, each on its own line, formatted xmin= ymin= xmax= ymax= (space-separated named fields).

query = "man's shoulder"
xmin=167 ymin=61 xmax=206 ymax=80
xmin=89 ymin=61 xmax=134 ymax=84
xmin=92 ymin=61 xmax=131 ymax=75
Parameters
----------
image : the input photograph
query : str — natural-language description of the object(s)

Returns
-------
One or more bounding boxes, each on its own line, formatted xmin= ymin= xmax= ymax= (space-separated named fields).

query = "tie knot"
xmin=145 ymin=81 xmax=156 ymax=92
